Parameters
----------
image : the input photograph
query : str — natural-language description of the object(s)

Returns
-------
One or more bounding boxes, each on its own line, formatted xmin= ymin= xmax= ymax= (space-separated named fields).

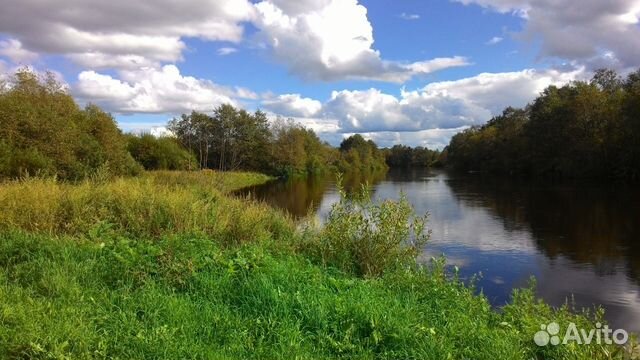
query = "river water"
xmin=240 ymin=169 xmax=640 ymax=333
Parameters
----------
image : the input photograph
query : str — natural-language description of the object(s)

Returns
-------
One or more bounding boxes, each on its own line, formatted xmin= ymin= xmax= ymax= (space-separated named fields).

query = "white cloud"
xmin=399 ymin=13 xmax=421 ymax=20
xmin=0 ymin=60 xmax=9 ymax=87
xmin=454 ymin=0 xmax=640 ymax=70
xmin=323 ymin=67 xmax=583 ymax=133
xmin=93 ymin=65 xmax=583 ymax=148
xmin=272 ymin=67 xmax=584 ymax=147
xmin=0 ymin=39 xmax=38 ymax=63
xmin=120 ymin=123 xmax=172 ymax=137
xmin=0 ymin=0 xmax=469 ymax=82
xmin=407 ymin=67 xmax=584 ymax=116
xmin=217 ymin=47 xmax=238 ymax=56
xmin=324 ymin=89 xmax=425 ymax=132
xmin=355 ymin=128 xmax=465 ymax=149
xmin=0 ymin=0 xmax=255 ymax=69
xmin=235 ymin=86 xmax=259 ymax=99
xmin=485 ymin=36 xmax=503 ymax=45
xmin=68 ymin=53 xmax=158 ymax=70
xmin=262 ymin=93 xmax=322 ymax=117
xmin=253 ymin=0 xmax=469 ymax=82
xmin=75 ymin=65 xmax=236 ymax=114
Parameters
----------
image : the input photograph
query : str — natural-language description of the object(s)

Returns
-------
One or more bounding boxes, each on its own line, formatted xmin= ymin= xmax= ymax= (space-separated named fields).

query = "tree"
xmin=443 ymin=68 xmax=640 ymax=180
xmin=0 ymin=68 xmax=140 ymax=179
xmin=126 ymin=134 xmax=197 ymax=170
xmin=338 ymin=135 xmax=387 ymax=173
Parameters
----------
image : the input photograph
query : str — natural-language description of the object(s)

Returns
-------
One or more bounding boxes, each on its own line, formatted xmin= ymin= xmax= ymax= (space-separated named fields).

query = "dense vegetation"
xmin=446 ymin=69 xmax=640 ymax=179
xmin=336 ymin=134 xmax=387 ymax=173
xmin=384 ymin=144 xmax=441 ymax=168
xmin=126 ymin=134 xmax=197 ymax=171
xmin=0 ymin=69 xmax=386 ymax=181
xmin=0 ymin=171 xmax=632 ymax=359
xmin=0 ymin=70 xmax=141 ymax=180
xmin=170 ymin=108 xmax=387 ymax=177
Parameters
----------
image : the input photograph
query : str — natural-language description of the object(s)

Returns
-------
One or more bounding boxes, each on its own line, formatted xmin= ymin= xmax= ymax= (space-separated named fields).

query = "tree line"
xmin=168 ymin=107 xmax=387 ymax=177
xmin=383 ymin=145 xmax=441 ymax=168
xmin=445 ymin=69 xmax=640 ymax=180
xmin=0 ymin=69 xmax=389 ymax=180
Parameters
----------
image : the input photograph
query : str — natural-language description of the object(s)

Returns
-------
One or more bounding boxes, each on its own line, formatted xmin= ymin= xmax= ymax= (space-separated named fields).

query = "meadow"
xmin=0 ymin=171 xmax=636 ymax=359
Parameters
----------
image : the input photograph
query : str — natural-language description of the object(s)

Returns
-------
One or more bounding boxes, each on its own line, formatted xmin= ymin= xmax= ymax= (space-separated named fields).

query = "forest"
xmin=445 ymin=69 xmax=640 ymax=179
xmin=0 ymin=69 xmax=387 ymax=180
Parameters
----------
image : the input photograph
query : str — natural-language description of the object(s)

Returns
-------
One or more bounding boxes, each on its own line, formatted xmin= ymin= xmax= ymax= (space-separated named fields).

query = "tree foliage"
xmin=446 ymin=68 xmax=640 ymax=179
xmin=269 ymin=118 xmax=337 ymax=176
xmin=126 ymin=134 xmax=197 ymax=171
xmin=0 ymin=69 xmax=141 ymax=180
xmin=168 ymin=105 xmax=272 ymax=172
xmin=336 ymin=134 xmax=387 ymax=173
xmin=170 ymin=105 xmax=386 ymax=177
xmin=384 ymin=145 xmax=441 ymax=168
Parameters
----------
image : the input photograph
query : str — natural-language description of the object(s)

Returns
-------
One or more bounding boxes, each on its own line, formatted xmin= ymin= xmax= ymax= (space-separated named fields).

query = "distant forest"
xmin=2 ymin=68 xmax=638 ymax=181
xmin=445 ymin=69 xmax=640 ymax=180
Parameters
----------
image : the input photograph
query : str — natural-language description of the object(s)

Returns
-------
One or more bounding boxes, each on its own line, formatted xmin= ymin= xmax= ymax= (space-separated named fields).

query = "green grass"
xmin=0 ymin=171 xmax=636 ymax=359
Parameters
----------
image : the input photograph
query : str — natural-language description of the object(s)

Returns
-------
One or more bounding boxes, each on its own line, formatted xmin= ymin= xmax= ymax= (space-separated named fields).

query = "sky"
xmin=1 ymin=0 xmax=639 ymax=148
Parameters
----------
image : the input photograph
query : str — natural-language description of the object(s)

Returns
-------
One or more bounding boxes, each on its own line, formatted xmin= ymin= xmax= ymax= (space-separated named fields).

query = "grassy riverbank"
xmin=0 ymin=171 xmax=635 ymax=359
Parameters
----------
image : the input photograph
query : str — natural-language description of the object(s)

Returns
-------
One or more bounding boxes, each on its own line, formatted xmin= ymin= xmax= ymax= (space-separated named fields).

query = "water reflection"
xmin=240 ymin=169 xmax=640 ymax=332
xmin=242 ymin=170 xmax=386 ymax=219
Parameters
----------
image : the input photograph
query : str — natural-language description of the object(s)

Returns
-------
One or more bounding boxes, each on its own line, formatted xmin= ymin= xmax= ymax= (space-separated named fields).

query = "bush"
xmin=303 ymin=176 xmax=430 ymax=277
xmin=0 ymin=69 xmax=141 ymax=180
xmin=126 ymin=134 xmax=197 ymax=171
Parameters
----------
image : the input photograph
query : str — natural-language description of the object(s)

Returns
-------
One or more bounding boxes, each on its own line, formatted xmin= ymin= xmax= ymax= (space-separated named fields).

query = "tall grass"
xmin=0 ymin=171 xmax=288 ymax=245
xmin=0 ymin=170 xmax=636 ymax=359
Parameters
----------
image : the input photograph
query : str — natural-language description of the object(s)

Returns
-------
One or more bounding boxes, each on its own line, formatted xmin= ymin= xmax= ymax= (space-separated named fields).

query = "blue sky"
xmin=1 ymin=0 xmax=639 ymax=148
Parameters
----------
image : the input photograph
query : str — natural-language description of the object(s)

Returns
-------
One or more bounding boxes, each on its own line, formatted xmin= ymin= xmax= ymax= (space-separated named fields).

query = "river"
xmin=240 ymin=168 xmax=640 ymax=333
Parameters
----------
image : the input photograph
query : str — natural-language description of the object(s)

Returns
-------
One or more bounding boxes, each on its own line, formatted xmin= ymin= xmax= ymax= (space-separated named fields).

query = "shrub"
xmin=126 ymin=134 xmax=197 ymax=171
xmin=0 ymin=69 xmax=141 ymax=180
xmin=303 ymin=176 xmax=430 ymax=277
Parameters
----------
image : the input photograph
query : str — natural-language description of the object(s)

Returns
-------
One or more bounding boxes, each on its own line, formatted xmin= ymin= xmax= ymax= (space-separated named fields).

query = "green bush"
xmin=0 ymin=69 xmax=141 ymax=180
xmin=126 ymin=134 xmax=197 ymax=171
xmin=303 ymin=176 xmax=430 ymax=277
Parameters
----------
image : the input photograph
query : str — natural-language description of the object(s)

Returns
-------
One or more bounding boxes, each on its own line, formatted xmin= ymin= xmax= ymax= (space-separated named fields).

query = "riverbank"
xmin=0 ymin=171 xmax=635 ymax=359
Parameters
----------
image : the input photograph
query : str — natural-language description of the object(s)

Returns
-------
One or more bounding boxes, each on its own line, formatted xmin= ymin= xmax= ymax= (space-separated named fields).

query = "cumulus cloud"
xmin=0 ymin=39 xmax=39 ymax=64
xmin=253 ymin=0 xmax=469 ymax=82
xmin=0 ymin=0 xmax=255 ymax=68
xmin=75 ymin=65 xmax=236 ymax=114
xmin=275 ymin=67 xmax=583 ymax=147
xmin=0 ymin=0 xmax=468 ymax=82
xmin=322 ymin=67 xmax=583 ymax=134
xmin=262 ymin=94 xmax=322 ymax=117
xmin=454 ymin=0 xmax=640 ymax=70
xmin=234 ymin=87 xmax=259 ymax=100
xmin=355 ymin=128 xmax=465 ymax=149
